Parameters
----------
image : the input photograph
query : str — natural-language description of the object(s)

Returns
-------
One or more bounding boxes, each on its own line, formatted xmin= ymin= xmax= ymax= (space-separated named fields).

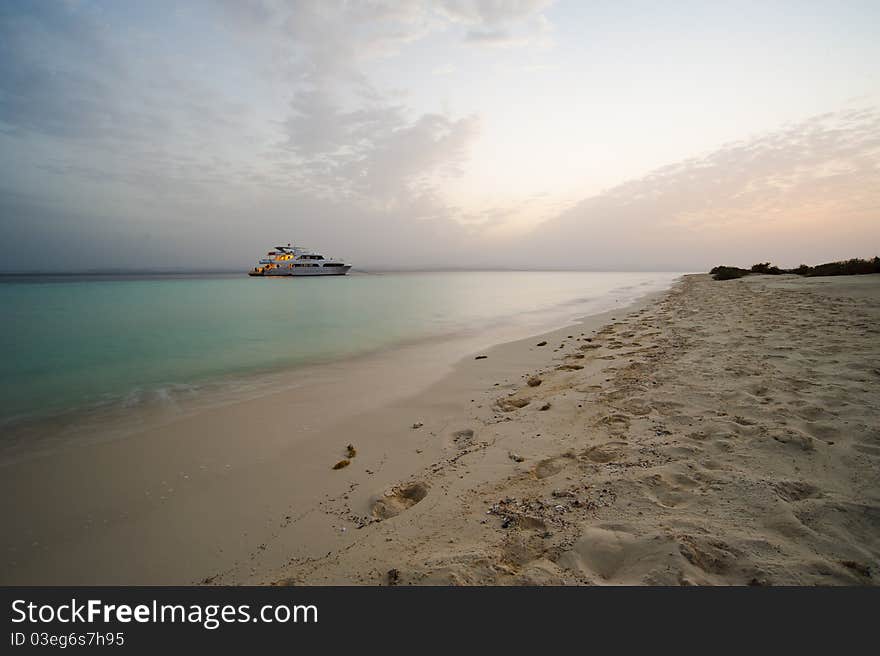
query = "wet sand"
xmin=2 ymin=274 xmax=878 ymax=585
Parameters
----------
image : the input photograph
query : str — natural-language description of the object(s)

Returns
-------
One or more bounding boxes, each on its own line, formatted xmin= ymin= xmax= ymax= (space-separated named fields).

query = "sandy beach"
xmin=271 ymin=272 xmax=880 ymax=585
xmin=2 ymin=273 xmax=878 ymax=585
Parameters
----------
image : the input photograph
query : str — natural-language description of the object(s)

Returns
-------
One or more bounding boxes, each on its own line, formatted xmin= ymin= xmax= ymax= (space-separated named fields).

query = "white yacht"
xmin=248 ymin=244 xmax=352 ymax=277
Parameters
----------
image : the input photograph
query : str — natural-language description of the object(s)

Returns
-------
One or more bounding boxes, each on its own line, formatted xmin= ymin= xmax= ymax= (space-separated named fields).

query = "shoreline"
xmin=0 ymin=280 xmax=670 ymax=584
xmin=3 ymin=272 xmax=877 ymax=586
xmin=0 ymin=272 xmax=679 ymax=466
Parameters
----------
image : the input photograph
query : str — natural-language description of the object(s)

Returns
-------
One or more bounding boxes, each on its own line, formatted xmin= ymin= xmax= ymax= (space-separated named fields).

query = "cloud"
xmin=434 ymin=0 xmax=554 ymax=26
xmin=235 ymin=0 xmax=556 ymax=63
xmin=339 ymin=112 xmax=481 ymax=202
xmin=0 ymin=3 xmax=123 ymax=139
xmin=279 ymin=86 xmax=480 ymax=206
xmin=0 ymin=2 xmax=240 ymax=146
xmin=0 ymin=0 xmax=491 ymax=271
xmin=432 ymin=63 xmax=457 ymax=75
xmin=528 ymin=107 xmax=880 ymax=269
xmin=463 ymin=28 xmax=515 ymax=45
xmin=0 ymin=173 xmax=481 ymax=272
xmin=1 ymin=2 xmax=875 ymax=274
xmin=450 ymin=2 xmax=553 ymax=47
xmin=263 ymin=2 xmax=485 ymax=209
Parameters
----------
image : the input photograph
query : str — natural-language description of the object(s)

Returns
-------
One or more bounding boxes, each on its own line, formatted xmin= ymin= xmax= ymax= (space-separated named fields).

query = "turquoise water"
xmin=0 ymin=271 xmax=680 ymax=439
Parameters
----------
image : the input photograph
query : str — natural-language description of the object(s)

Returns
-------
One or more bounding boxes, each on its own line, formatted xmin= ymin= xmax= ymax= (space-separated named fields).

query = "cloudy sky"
xmin=1 ymin=0 xmax=878 ymax=271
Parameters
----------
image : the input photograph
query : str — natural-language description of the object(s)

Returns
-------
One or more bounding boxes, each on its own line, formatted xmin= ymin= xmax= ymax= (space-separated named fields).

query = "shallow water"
xmin=0 ymin=271 xmax=681 ymax=449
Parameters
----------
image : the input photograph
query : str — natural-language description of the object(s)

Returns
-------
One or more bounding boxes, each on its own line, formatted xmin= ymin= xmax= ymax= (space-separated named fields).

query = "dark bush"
xmin=750 ymin=262 xmax=783 ymax=275
xmin=804 ymin=257 xmax=880 ymax=277
xmin=710 ymin=257 xmax=879 ymax=280
xmin=711 ymin=266 xmax=750 ymax=280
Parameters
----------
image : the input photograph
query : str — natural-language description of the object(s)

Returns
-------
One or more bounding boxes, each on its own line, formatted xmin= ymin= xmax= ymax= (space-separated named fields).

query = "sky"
xmin=1 ymin=0 xmax=878 ymax=272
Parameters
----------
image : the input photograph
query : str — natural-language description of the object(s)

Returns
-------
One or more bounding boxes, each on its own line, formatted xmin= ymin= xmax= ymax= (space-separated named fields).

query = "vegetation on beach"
xmin=709 ymin=266 xmax=751 ymax=280
xmin=711 ymin=257 xmax=880 ymax=280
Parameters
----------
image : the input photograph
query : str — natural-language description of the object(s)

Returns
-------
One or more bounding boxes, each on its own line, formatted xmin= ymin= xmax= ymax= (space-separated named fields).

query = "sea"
xmin=0 ymin=271 xmax=682 ymax=458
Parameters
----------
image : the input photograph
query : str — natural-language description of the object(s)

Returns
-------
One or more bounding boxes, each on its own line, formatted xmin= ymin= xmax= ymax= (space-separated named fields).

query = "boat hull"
xmin=252 ymin=265 xmax=352 ymax=277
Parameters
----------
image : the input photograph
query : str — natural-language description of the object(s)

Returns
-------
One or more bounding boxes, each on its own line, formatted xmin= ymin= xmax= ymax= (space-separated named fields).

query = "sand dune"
xmin=272 ymin=274 xmax=880 ymax=585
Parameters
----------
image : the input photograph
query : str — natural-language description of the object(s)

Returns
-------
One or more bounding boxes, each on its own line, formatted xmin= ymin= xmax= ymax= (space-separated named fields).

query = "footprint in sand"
xmin=616 ymin=400 xmax=652 ymax=416
xmin=640 ymin=473 xmax=691 ymax=508
xmin=769 ymin=430 xmax=816 ymax=452
xmin=652 ymin=400 xmax=685 ymax=416
xmin=771 ymin=480 xmax=822 ymax=502
xmin=452 ymin=429 xmax=475 ymax=447
xmin=532 ymin=454 xmax=575 ymax=479
xmin=581 ymin=441 xmax=628 ymax=464
xmin=598 ymin=413 xmax=631 ymax=433
xmin=371 ymin=481 xmax=429 ymax=519
xmin=676 ymin=534 xmax=738 ymax=576
xmin=796 ymin=405 xmax=834 ymax=421
xmin=557 ymin=527 xmax=682 ymax=584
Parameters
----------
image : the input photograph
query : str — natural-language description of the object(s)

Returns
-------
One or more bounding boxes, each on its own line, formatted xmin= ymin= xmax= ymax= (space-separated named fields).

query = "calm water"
xmin=0 ymin=271 xmax=680 ymax=445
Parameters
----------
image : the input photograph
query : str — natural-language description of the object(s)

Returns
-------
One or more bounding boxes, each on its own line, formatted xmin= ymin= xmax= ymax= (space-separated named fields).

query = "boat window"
xmin=323 ymin=262 xmax=344 ymax=267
